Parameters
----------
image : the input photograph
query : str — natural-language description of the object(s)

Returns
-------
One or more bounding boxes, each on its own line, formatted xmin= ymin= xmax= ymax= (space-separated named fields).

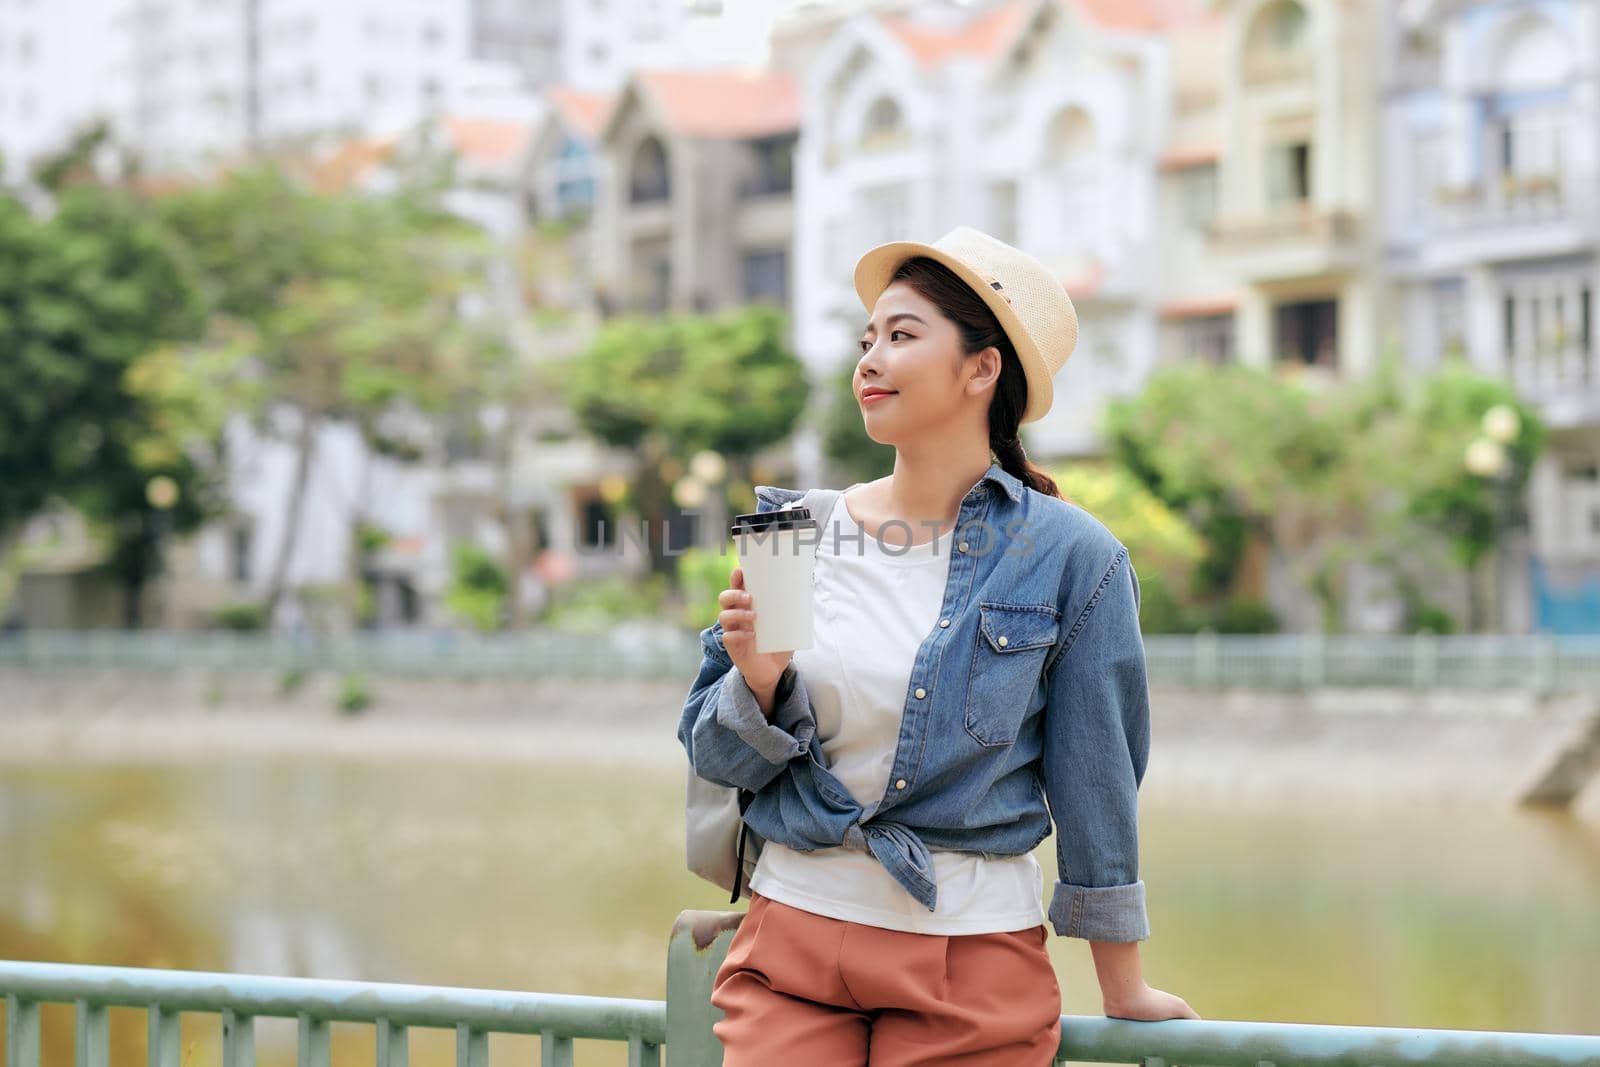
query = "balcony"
xmin=1508 ymin=345 xmax=1600 ymax=430
xmin=1205 ymin=202 xmax=1361 ymax=281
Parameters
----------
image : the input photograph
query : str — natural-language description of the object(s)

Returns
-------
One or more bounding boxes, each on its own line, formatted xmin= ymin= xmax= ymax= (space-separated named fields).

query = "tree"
xmin=156 ymin=160 xmax=490 ymax=621
xmin=0 ymin=154 xmax=211 ymax=624
xmin=562 ymin=303 xmax=809 ymax=575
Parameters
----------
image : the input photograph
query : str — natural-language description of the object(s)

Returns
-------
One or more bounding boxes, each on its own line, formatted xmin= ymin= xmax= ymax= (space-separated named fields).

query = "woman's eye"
xmin=890 ymin=330 xmax=909 ymax=342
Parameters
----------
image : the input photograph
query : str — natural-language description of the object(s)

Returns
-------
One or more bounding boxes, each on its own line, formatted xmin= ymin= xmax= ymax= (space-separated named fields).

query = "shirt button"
xmin=914 ymin=687 xmax=926 ymax=698
xmin=939 ymin=618 xmax=950 ymax=628
xmin=958 ymin=541 xmax=969 ymax=553
xmin=998 ymin=635 xmax=1008 ymax=647
xmin=895 ymin=779 xmax=907 ymax=789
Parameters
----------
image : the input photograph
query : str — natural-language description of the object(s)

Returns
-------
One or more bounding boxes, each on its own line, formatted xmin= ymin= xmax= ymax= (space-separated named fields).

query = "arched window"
xmin=1494 ymin=15 xmax=1572 ymax=90
xmin=1043 ymin=107 xmax=1102 ymax=258
xmin=1243 ymin=0 xmax=1309 ymax=82
xmin=858 ymin=96 xmax=908 ymax=153
xmin=629 ymin=136 xmax=669 ymax=203
xmin=1488 ymin=16 xmax=1573 ymax=187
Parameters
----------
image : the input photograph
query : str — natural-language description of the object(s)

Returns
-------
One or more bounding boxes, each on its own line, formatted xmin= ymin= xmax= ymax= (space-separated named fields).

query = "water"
xmin=2 ymin=758 xmax=1597 ymax=1065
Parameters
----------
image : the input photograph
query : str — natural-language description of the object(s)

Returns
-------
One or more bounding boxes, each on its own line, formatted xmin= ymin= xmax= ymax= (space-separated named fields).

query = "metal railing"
xmin=7 ymin=629 xmax=1600 ymax=691
xmin=6 ymin=912 xmax=1600 ymax=1066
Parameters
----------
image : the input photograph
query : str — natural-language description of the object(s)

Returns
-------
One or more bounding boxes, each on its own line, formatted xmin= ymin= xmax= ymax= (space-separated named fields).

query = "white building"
xmin=1384 ymin=0 xmax=1599 ymax=630
xmin=792 ymin=0 xmax=1187 ymax=480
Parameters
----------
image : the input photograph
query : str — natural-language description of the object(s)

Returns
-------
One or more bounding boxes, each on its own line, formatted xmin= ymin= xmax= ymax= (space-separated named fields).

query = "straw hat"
xmin=853 ymin=226 xmax=1079 ymax=425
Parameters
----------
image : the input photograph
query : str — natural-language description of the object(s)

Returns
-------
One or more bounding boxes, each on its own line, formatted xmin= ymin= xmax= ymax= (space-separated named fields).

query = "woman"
xmin=680 ymin=226 xmax=1198 ymax=1065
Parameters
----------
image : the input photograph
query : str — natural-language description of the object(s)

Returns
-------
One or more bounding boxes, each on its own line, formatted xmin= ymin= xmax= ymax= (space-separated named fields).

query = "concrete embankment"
xmin=3 ymin=668 xmax=1598 ymax=821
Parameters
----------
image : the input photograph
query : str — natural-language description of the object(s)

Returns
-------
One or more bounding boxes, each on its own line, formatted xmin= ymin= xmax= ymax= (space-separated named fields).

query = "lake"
xmin=2 ymin=757 xmax=1597 ymax=1065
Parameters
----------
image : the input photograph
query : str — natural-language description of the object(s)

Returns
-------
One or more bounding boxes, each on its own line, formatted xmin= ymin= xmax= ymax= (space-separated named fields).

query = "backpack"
xmin=684 ymin=487 xmax=843 ymax=902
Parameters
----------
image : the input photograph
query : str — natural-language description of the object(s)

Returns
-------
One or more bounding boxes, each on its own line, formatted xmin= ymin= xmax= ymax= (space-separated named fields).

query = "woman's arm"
xmin=1040 ymin=546 xmax=1199 ymax=1021
xmin=1090 ymin=941 xmax=1199 ymax=1020
xmin=677 ymin=618 xmax=817 ymax=792
xmin=1038 ymin=545 xmax=1151 ymax=942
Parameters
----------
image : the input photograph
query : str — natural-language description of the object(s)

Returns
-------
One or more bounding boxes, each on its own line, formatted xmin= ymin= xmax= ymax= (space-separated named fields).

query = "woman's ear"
xmin=969 ymin=346 xmax=1003 ymax=390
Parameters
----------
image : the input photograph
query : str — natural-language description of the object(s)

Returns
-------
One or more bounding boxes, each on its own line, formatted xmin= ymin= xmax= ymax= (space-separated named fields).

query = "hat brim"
xmin=853 ymin=240 xmax=1053 ymax=425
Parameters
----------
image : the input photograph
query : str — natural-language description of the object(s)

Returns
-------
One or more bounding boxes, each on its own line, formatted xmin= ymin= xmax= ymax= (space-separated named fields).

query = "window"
xmin=579 ymin=492 xmax=616 ymax=549
xmin=741 ymin=248 xmax=788 ymax=306
xmin=230 ymin=523 xmax=254 ymax=584
xmin=1274 ymin=298 xmax=1338 ymax=368
xmin=740 ymin=133 xmax=795 ymax=197
xmin=859 ymin=97 xmax=907 ymax=152
xmin=1174 ymin=163 xmax=1217 ymax=232
xmin=1180 ymin=314 xmax=1234 ymax=364
xmin=1244 ymin=0 xmax=1309 ymax=81
xmin=629 ymin=137 xmax=669 ymax=203
xmin=1267 ymin=140 xmax=1311 ymax=205
xmin=1431 ymin=278 xmax=1466 ymax=358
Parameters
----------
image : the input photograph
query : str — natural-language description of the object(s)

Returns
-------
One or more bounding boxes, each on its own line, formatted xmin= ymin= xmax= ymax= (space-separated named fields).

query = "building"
xmin=792 ymin=0 xmax=1191 ymax=480
xmin=592 ymin=66 xmax=800 ymax=315
xmin=1384 ymin=0 xmax=1598 ymax=631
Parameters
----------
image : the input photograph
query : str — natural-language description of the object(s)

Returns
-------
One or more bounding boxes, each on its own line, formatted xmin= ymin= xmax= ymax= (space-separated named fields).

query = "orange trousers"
xmin=710 ymin=890 xmax=1063 ymax=1066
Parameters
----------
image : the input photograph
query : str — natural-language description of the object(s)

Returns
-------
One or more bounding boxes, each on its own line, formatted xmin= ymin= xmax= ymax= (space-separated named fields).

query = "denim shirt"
xmin=677 ymin=461 xmax=1152 ymax=942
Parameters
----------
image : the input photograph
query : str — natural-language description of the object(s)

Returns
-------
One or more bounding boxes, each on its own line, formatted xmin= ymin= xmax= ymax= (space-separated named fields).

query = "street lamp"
xmin=144 ymin=475 xmax=180 ymax=628
xmin=1464 ymin=405 xmax=1525 ymax=631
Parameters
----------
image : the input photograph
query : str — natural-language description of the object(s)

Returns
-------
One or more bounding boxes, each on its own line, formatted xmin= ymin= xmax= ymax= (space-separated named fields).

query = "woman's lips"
xmin=862 ymin=391 xmax=897 ymax=405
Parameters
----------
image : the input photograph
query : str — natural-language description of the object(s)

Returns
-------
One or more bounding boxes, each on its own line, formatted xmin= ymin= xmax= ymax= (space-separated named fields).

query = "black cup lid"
xmin=731 ymin=507 xmax=816 ymax=535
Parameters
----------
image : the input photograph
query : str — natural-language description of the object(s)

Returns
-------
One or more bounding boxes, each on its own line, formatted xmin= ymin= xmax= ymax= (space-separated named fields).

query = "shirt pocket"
xmin=963 ymin=601 xmax=1061 ymax=747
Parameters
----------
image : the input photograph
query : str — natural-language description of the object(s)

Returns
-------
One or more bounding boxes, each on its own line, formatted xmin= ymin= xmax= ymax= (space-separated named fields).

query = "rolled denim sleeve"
xmin=677 ymin=619 xmax=817 ymax=793
xmin=1040 ymin=546 xmax=1152 ymax=942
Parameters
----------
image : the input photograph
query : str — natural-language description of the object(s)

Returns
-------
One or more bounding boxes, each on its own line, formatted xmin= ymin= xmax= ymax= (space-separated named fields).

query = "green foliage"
xmin=1046 ymin=463 xmax=1208 ymax=633
xmin=564 ymin=303 xmax=808 ymax=456
xmin=277 ymin=665 xmax=308 ymax=696
xmin=1212 ymin=598 xmax=1281 ymax=634
xmin=212 ymin=601 xmax=268 ymax=631
xmin=541 ymin=573 xmax=671 ymax=632
xmin=1395 ymin=357 xmax=1545 ymax=570
xmin=445 ymin=544 xmax=509 ymax=632
xmin=1104 ymin=355 xmax=1545 ymax=632
xmin=355 ymin=523 xmax=392 ymax=557
xmin=675 ymin=546 xmax=738 ymax=631
xmin=336 ymin=672 xmax=372 ymax=715
xmin=0 ymin=164 xmax=213 ymax=604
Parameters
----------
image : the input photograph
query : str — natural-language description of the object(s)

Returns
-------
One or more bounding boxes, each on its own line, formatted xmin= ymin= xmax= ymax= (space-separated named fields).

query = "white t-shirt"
xmin=748 ymin=483 xmax=1045 ymax=934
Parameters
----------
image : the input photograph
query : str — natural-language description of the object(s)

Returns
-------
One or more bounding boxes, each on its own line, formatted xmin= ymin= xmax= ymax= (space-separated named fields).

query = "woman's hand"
xmin=718 ymin=567 xmax=792 ymax=706
xmin=1104 ymin=983 xmax=1201 ymax=1022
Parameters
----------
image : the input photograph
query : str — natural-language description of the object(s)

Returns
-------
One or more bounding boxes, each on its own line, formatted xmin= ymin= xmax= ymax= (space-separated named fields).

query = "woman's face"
xmin=854 ymin=280 xmax=999 ymax=446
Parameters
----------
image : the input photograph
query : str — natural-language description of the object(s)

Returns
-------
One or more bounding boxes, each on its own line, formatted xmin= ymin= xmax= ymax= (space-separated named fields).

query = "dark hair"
xmin=887 ymin=256 xmax=1063 ymax=499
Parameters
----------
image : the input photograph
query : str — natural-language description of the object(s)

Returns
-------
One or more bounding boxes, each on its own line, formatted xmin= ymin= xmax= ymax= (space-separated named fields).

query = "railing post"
xmin=667 ymin=909 xmax=745 ymax=1067
xmin=6 ymin=994 xmax=40 ymax=1067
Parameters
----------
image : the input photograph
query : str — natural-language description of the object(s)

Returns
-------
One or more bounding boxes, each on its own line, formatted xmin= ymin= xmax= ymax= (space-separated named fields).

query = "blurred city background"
xmin=2 ymin=1 xmax=1599 ymax=1065
xmin=2 ymin=0 xmax=1594 ymax=639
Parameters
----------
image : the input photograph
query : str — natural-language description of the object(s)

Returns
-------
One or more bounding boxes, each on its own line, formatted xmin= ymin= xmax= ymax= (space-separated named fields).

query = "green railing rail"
xmin=5 ymin=911 xmax=1600 ymax=1066
xmin=6 ymin=629 xmax=1600 ymax=690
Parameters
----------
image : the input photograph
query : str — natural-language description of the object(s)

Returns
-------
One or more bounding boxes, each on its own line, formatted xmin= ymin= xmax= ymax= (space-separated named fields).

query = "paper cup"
xmin=730 ymin=505 xmax=820 ymax=653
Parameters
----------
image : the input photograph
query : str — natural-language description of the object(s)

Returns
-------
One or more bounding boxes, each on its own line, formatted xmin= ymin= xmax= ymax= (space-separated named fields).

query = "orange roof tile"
xmin=443 ymin=116 xmax=533 ymax=165
xmin=307 ymin=137 xmax=397 ymax=193
xmin=635 ymin=68 xmax=801 ymax=139
xmin=547 ymin=86 xmax=617 ymax=142
xmin=879 ymin=2 xmax=1032 ymax=69
xmin=1159 ymin=141 xmax=1221 ymax=170
xmin=1159 ymin=295 xmax=1238 ymax=319
xmin=1062 ymin=261 xmax=1105 ymax=300
xmin=1069 ymin=0 xmax=1209 ymax=31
